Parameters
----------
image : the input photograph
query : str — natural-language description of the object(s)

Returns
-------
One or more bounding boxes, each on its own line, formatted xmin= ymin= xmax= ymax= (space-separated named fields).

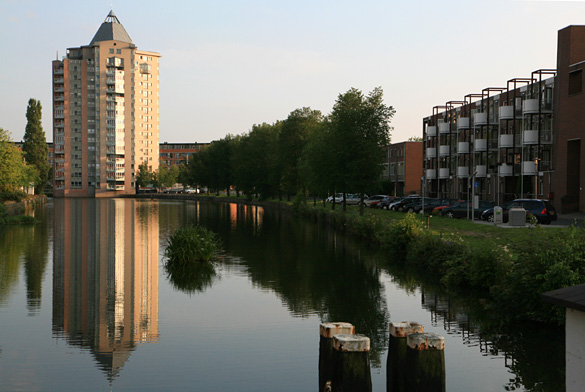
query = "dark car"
xmin=377 ymin=196 xmax=401 ymax=209
xmin=442 ymin=200 xmax=495 ymax=219
xmin=390 ymin=195 xmax=423 ymax=211
xmin=410 ymin=198 xmax=457 ymax=215
xmin=481 ymin=199 xmax=557 ymax=224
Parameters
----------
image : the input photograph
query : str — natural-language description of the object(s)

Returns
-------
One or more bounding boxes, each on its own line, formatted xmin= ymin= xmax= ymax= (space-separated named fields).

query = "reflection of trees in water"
xmin=164 ymin=260 xmax=219 ymax=294
xmin=0 ymin=203 xmax=49 ymax=314
xmin=397 ymin=271 xmax=565 ymax=392
xmin=175 ymin=201 xmax=390 ymax=368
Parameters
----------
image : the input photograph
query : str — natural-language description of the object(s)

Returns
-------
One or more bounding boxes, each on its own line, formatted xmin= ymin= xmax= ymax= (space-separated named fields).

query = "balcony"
xmin=426 ymin=147 xmax=437 ymax=159
xmin=474 ymin=112 xmax=487 ymax=125
xmin=523 ymin=130 xmax=538 ymax=145
xmin=54 ymin=69 xmax=64 ymax=75
xmin=54 ymin=95 xmax=64 ymax=101
xmin=439 ymin=122 xmax=450 ymax=134
xmin=522 ymin=99 xmax=539 ymax=114
xmin=499 ymin=105 xmax=514 ymax=120
xmin=457 ymin=142 xmax=469 ymax=154
xmin=439 ymin=145 xmax=450 ymax=157
xmin=457 ymin=166 xmax=469 ymax=178
xmin=457 ymin=117 xmax=470 ymax=129
xmin=54 ymin=87 xmax=64 ymax=93
xmin=427 ymin=126 xmax=437 ymax=137
xmin=426 ymin=169 xmax=437 ymax=180
xmin=475 ymin=139 xmax=487 ymax=152
xmin=499 ymin=134 xmax=514 ymax=148
xmin=499 ymin=164 xmax=513 ymax=177
xmin=522 ymin=161 xmax=537 ymax=175
xmin=439 ymin=168 xmax=450 ymax=179
xmin=475 ymin=165 xmax=487 ymax=178
xmin=54 ymin=78 xmax=64 ymax=84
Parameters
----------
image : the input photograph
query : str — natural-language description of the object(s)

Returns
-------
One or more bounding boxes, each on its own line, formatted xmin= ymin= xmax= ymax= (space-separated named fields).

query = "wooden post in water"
xmin=319 ymin=322 xmax=355 ymax=392
xmin=405 ymin=332 xmax=446 ymax=392
xmin=387 ymin=321 xmax=424 ymax=392
xmin=331 ymin=334 xmax=372 ymax=392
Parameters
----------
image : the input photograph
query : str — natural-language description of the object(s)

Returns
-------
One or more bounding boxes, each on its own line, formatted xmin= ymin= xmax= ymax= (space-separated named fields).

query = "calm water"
xmin=0 ymin=198 xmax=563 ymax=391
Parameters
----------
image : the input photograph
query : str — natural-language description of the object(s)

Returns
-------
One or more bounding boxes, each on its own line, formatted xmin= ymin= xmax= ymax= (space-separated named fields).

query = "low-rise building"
xmin=382 ymin=141 xmax=423 ymax=196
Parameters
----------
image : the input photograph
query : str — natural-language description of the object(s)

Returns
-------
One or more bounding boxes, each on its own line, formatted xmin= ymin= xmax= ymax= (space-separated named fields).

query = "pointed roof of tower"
xmin=89 ymin=10 xmax=133 ymax=45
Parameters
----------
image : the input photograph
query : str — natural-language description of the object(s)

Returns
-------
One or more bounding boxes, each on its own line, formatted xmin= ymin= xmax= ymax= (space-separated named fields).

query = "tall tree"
xmin=328 ymin=87 xmax=395 ymax=214
xmin=22 ymin=99 xmax=50 ymax=194
xmin=278 ymin=107 xmax=322 ymax=199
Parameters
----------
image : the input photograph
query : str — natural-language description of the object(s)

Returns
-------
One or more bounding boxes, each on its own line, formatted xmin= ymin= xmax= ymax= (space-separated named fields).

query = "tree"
xmin=232 ymin=122 xmax=281 ymax=199
xmin=135 ymin=160 xmax=153 ymax=190
xmin=278 ymin=107 xmax=322 ymax=199
xmin=328 ymin=87 xmax=395 ymax=215
xmin=22 ymin=99 xmax=50 ymax=194
xmin=408 ymin=136 xmax=423 ymax=142
xmin=0 ymin=128 xmax=37 ymax=197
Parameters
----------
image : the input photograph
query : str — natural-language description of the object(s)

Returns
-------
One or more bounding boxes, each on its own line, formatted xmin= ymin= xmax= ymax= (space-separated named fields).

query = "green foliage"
xmin=23 ymin=99 xmax=49 ymax=194
xmin=136 ymin=160 xmax=154 ymax=189
xmin=0 ymin=189 xmax=28 ymax=202
xmin=0 ymin=128 xmax=36 ymax=194
xmin=377 ymin=213 xmax=423 ymax=260
xmin=164 ymin=225 xmax=221 ymax=264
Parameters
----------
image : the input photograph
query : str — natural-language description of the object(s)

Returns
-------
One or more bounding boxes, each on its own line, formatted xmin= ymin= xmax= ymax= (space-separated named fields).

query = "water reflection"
xmin=52 ymin=198 xmax=159 ymax=384
xmin=170 ymin=202 xmax=390 ymax=368
xmin=164 ymin=260 xmax=219 ymax=294
xmin=0 ymin=203 xmax=49 ymax=314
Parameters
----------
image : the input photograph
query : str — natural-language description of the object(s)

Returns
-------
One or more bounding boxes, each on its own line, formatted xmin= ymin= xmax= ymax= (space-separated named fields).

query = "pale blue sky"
xmin=1 ymin=0 xmax=584 ymax=144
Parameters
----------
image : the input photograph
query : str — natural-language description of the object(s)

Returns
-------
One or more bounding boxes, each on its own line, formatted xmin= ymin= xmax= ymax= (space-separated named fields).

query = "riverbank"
xmin=129 ymin=193 xmax=584 ymax=325
xmin=0 ymin=195 xmax=47 ymax=224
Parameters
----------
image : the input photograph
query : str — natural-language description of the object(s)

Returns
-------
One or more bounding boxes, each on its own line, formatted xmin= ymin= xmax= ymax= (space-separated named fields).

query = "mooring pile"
xmin=319 ymin=321 xmax=445 ymax=392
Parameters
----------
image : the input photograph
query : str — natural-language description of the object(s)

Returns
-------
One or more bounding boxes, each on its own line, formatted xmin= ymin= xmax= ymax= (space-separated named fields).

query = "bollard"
xmin=405 ymin=332 xmax=446 ymax=392
xmin=319 ymin=323 xmax=355 ymax=392
xmin=387 ymin=321 xmax=424 ymax=392
xmin=331 ymin=334 xmax=372 ymax=392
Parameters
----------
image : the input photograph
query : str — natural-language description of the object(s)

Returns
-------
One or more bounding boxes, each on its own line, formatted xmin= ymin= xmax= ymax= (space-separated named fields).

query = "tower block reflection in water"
xmin=52 ymin=199 xmax=159 ymax=382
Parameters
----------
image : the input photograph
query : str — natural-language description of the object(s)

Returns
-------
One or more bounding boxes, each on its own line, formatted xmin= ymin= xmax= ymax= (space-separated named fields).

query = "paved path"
xmin=474 ymin=212 xmax=584 ymax=228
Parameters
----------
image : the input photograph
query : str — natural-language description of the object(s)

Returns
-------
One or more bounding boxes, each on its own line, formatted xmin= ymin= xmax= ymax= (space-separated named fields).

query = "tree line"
xmin=160 ymin=87 xmax=396 ymax=214
xmin=0 ymin=99 xmax=50 ymax=201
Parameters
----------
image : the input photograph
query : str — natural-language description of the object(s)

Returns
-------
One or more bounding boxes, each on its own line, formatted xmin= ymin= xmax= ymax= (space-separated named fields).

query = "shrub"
xmin=163 ymin=225 xmax=220 ymax=264
xmin=378 ymin=213 xmax=424 ymax=261
xmin=0 ymin=189 xmax=28 ymax=202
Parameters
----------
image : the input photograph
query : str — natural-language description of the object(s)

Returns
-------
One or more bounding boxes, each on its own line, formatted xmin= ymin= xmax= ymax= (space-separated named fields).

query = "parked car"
xmin=390 ymin=195 xmax=422 ymax=211
xmin=377 ymin=196 xmax=401 ymax=210
xmin=480 ymin=199 xmax=557 ymax=224
xmin=412 ymin=198 xmax=457 ymax=215
xmin=364 ymin=195 xmax=387 ymax=208
xmin=326 ymin=193 xmax=343 ymax=203
xmin=441 ymin=200 xmax=495 ymax=219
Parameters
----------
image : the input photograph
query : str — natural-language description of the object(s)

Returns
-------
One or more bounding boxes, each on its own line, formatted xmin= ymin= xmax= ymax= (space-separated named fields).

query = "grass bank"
xmin=294 ymin=202 xmax=585 ymax=326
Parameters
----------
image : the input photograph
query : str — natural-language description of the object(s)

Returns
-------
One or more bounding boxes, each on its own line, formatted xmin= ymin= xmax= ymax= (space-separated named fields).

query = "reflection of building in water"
xmin=52 ymin=199 xmax=159 ymax=383
xmin=227 ymin=203 xmax=264 ymax=233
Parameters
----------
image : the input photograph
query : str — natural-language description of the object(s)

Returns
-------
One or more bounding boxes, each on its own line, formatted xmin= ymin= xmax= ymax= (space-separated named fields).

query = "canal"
xmin=0 ymin=198 xmax=563 ymax=391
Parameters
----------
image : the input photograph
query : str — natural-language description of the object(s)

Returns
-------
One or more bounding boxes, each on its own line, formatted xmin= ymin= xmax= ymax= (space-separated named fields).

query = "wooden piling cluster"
xmin=387 ymin=321 xmax=445 ymax=392
xmin=319 ymin=322 xmax=371 ymax=392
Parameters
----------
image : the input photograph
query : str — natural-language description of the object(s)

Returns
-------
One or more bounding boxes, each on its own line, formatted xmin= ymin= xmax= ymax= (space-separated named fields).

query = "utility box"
xmin=493 ymin=206 xmax=503 ymax=224
xmin=508 ymin=207 xmax=526 ymax=226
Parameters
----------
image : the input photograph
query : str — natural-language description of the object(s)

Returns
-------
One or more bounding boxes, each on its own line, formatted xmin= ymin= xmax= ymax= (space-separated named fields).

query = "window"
xmin=116 ymin=49 xmax=121 ymax=54
xmin=569 ymin=69 xmax=582 ymax=95
xmin=109 ymin=48 xmax=114 ymax=54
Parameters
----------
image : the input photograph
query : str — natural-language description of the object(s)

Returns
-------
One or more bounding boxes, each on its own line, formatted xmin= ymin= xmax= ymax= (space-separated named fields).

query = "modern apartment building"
xmin=52 ymin=10 xmax=160 ymax=197
xmin=423 ymin=25 xmax=585 ymax=213
xmin=382 ymin=141 xmax=423 ymax=196
xmin=159 ymin=142 xmax=208 ymax=168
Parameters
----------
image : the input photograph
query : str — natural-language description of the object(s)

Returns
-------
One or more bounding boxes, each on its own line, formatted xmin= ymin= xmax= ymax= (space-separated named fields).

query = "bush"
xmin=163 ymin=225 xmax=220 ymax=264
xmin=378 ymin=213 xmax=424 ymax=261
xmin=0 ymin=189 xmax=28 ymax=202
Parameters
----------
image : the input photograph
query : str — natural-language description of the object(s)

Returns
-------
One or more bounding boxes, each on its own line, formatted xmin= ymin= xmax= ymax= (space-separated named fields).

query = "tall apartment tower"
xmin=52 ymin=11 xmax=160 ymax=197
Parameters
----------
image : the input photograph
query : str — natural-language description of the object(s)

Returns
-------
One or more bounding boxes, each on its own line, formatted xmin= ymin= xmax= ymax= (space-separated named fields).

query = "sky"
xmin=1 ymin=0 xmax=585 ymax=144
